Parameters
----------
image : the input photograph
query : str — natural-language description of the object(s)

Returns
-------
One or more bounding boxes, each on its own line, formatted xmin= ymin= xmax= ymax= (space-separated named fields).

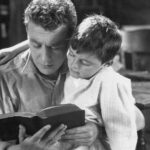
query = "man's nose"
xmin=41 ymin=46 xmax=52 ymax=65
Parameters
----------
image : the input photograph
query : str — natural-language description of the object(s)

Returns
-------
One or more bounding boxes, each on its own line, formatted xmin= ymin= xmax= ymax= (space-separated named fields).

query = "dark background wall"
xmin=104 ymin=0 xmax=150 ymax=25
xmin=1 ymin=0 xmax=150 ymax=48
xmin=74 ymin=0 xmax=150 ymax=25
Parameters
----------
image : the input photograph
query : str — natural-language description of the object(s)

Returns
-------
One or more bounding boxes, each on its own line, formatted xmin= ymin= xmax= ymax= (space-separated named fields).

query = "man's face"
xmin=26 ymin=21 xmax=69 ymax=75
xmin=67 ymin=47 xmax=102 ymax=79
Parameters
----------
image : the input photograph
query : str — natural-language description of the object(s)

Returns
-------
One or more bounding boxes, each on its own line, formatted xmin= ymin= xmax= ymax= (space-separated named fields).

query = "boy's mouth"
xmin=70 ymin=69 xmax=80 ymax=77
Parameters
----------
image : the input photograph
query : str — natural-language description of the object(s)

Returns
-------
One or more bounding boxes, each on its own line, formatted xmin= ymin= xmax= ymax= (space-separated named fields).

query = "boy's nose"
xmin=71 ymin=58 xmax=80 ymax=71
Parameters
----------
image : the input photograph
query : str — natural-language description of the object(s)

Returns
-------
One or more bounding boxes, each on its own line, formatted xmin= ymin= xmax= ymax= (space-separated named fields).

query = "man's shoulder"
xmin=0 ymin=49 xmax=30 ymax=73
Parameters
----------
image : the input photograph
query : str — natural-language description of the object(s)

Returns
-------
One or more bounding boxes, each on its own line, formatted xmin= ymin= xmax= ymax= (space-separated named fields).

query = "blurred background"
xmin=1 ymin=0 xmax=150 ymax=71
xmin=0 ymin=0 xmax=150 ymax=149
xmin=1 ymin=0 xmax=150 ymax=48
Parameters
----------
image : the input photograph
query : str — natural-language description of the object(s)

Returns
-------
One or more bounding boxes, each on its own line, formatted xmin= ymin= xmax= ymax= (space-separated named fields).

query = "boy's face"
xmin=26 ymin=21 xmax=69 ymax=76
xmin=67 ymin=47 xmax=102 ymax=79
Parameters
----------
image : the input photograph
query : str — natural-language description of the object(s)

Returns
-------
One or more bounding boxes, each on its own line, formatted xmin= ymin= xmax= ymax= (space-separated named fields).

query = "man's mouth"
xmin=40 ymin=64 xmax=53 ymax=68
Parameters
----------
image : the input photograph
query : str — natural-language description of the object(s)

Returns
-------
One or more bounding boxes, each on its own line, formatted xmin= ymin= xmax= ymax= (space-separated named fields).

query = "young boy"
xmin=60 ymin=14 xmax=141 ymax=150
xmin=0 ymin=15 xmax=144 ymax=150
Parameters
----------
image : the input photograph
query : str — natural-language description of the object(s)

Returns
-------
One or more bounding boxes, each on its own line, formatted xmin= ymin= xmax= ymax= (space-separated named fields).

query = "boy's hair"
xmin=24 ymin=0 xmax=77 ymax=38
xmin=70 ymin=14 xmax=122 ymax=64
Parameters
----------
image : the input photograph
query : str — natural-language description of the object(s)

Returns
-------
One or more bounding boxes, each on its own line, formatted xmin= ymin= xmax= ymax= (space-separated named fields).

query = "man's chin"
xmin=38 ymin=68 xmax=57 ymax=76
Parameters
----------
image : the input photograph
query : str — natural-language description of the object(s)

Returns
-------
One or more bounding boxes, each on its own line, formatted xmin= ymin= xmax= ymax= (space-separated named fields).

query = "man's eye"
xmin=51 ymin=46 xmax=61 ymax=51
xmin=32 ymin=43 xmax=41 ymax=48
xmin=51 ymin=45 xmax=66 ymax=51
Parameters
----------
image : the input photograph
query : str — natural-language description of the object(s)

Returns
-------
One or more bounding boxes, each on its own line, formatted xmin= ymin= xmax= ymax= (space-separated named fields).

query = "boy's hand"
xmin=0 ymin=40 xmax=28 ymax=65
xmin=19 ymin=124 xmax=67 ymax=149
xmin=0 ymin=48 xmax=14 ymax=65
xmin=61 ymin=122 xmax=99 ymax=148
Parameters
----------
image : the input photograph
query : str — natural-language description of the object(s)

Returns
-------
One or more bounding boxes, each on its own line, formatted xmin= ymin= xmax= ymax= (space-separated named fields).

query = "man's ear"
xmin=25 ymin=25 xmax=29 ymax=39
xmin=25 ymin=24 xmax=28 ymax=33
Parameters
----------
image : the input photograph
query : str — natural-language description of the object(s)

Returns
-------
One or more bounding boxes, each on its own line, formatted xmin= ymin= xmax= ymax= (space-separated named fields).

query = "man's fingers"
xmin=60 ymin=122 xmax=99 ymax=148
xmin=61 ymin=139 xmax=90 ymax=147
xmin=63 ymin=139 xmax=89 ymax=144
xmin=49 ymin=124 xmax=67 ymax=137
xmin=0 ymin=54 xmax=5 ymax=59
xmin=44 ymin=124 xmax=67 ymax=144
xmin=50 ymin=124 xmax=67 ymax=139
xmin=61 ymin=132 xmax=89 ymax=140
xmin=19 ymin=125 xmax=27 ymax=143
xmin=65 ymin=126 xmax=87 ymax=134
xmin=0 ymin=53 xmax=12 ymax=65
xmin=0 ymin=56 xmax=7 ymax=65
xmin=30 ymin=125 xmax=51 ymax=142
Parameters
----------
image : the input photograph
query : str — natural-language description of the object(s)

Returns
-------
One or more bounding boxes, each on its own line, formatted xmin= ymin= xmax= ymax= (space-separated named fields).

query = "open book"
xmin=0 ymin=104 xmax=85 ymax=141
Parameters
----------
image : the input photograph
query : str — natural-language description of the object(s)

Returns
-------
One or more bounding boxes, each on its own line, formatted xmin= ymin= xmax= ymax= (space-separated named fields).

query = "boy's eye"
xmin=80 ymin=60 xmax=90 ymax=66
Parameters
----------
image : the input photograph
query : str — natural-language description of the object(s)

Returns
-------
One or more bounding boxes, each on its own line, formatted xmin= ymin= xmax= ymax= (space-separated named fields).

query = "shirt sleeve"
xmin=0 ymin=74 xmax=5 ymax=114
xmin=0 ymin=75 xmax=17 ymax=150
xmin=0 ymin=74 xmax=16 ymax=114
xmin=0 ymin=141 xmax=14 ymax=150
xmin=100 ymin=78 xmax=137 ymax=150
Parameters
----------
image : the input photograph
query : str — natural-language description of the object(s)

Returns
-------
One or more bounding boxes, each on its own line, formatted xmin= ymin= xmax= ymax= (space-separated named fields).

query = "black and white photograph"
xmin=0 ymin=0 xmax=150 ymax=150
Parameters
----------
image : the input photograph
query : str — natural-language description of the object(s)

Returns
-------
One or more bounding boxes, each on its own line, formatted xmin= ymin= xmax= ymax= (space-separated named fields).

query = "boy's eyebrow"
xmin=77 ymin=55 xmax=92 ymax=63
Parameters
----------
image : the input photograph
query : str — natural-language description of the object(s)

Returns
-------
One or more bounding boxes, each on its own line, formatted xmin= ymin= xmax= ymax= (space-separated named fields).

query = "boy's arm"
xmin=135 ymin=106 xmax=145 ymax=131
xmin=0 ymin=40 xmax=29 ymax=65
xmin=100 ymin=79 xmax=138 ymax=150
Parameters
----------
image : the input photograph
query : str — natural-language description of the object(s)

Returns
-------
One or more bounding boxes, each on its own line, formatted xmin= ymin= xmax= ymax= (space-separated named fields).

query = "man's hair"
xmin=24 ymin=0 xmax=77 ymax=38
xmin=70 ymin=14 xmax=122 ymax=64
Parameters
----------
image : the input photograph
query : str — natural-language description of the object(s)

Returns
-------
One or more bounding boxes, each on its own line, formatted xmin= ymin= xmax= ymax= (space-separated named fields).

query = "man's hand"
xmin=18 ymin=124 xmax=67 ymax=150
xmin=61 ymin=122 xmax=99 ymax=148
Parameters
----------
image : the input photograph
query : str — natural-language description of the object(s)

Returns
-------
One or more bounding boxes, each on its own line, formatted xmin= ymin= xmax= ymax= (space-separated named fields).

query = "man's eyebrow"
xmin=52 ymin=39 xmax=69 ymax=46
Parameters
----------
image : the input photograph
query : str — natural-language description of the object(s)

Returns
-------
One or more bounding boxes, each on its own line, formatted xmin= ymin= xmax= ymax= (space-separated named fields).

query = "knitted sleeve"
xmin=100 ymin=77 xmax=137 ymax=150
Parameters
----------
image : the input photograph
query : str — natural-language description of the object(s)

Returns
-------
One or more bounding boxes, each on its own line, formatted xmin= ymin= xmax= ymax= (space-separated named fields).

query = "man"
xmin=0 ymin=0 xmax=99 ymax=150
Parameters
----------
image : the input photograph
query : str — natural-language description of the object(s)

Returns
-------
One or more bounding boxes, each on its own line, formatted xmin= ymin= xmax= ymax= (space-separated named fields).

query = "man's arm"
xmin=0 ymin=40 xmax=29 ymax=65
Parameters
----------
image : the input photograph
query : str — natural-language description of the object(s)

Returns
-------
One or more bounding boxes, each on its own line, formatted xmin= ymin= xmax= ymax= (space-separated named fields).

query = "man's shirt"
xmin=0 ymin=49 xmax=67 ymax=114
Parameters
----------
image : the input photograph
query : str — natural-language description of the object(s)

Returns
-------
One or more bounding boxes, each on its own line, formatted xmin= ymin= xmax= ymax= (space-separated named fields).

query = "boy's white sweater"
xmin=62 ymin=66 xmax=137 ymax=150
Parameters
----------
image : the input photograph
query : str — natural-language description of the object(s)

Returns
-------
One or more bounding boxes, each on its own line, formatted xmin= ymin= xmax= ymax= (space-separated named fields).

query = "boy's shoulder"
xmin=98 ymin=66 xmax=131 ymax=86
xmin=95 ymin=67 xmax=133 ymax=96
